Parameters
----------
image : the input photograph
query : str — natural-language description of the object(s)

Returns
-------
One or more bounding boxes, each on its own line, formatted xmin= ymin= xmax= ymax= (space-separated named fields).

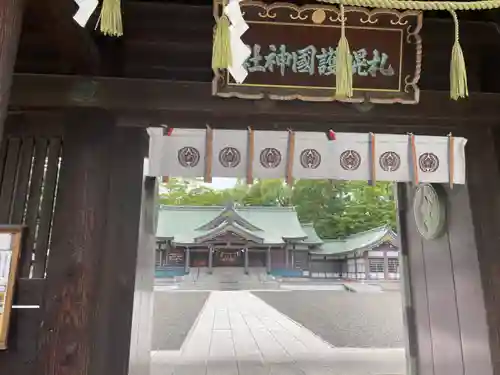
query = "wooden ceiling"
xmin=13 ymin=0 xmax=500 ymax=92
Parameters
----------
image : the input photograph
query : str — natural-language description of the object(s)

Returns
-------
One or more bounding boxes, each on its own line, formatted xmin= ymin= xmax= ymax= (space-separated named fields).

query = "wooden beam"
xmin=0 ymin=0 xmax=24 ymax=137
xmin=22 ymin=0 xmax=100 ymax=74
xmin=9 ymin=74 xmax=500 ymax=129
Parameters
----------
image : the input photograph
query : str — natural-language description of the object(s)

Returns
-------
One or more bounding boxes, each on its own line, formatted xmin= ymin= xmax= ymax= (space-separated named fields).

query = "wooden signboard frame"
xmin=0 ymin=226 xmax=23 ymax=350
xmin=213 ymin=1 xmax=423 ymax=104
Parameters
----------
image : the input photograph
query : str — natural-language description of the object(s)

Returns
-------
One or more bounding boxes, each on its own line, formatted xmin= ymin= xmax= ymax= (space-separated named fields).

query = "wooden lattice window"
xmin=0 ymin=135 xmax=63 ymax=279
xmin=369 ymin=258 xmax=384 ymax=273
xmin=388 ymin=258 xmax=399 ymax=273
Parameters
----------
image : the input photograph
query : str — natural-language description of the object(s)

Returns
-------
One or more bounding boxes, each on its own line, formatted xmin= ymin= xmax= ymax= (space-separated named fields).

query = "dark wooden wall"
xmin=309 ymin=259 xmax=343 ymax=274
xmin=270 ymin=248 xmax=286 ymax=269
xmin=293 ymin=251 xmax=309 ymax=269
xmin=0 ymin=111 xmax=148 ymax=375
xmin=12 ymin=1 xmax=500 ymax=94
xmin=399 ymin=182 xmax=493 ymax=375
xmin=464 ymin=126 xmax=500 ymax=375
xmin=248 ymin=251 xmax=266 ymax=267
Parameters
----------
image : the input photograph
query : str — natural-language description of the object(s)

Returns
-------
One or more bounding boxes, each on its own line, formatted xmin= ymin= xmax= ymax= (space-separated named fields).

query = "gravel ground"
xmin=152 ymin=291 xmax=210 ymax=350
xmin=252 ymin=290 xmax=405 ymax=348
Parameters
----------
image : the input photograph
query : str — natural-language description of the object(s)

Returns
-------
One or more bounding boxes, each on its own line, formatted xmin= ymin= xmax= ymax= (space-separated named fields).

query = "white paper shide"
xmin=224 ymin=0 xmax=251 ymax=84
xmin=73 ymin=0 xmax=98 ymax=27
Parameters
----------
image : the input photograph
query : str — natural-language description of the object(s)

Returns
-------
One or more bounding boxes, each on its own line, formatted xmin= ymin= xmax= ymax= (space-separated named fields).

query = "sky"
xmin=204 ymin=178 xmax=237 ymax=190
xmin=144 ymin=158 xmax=238 ymax=191
xmin=145 ymin=159 xmax=238 ymax=193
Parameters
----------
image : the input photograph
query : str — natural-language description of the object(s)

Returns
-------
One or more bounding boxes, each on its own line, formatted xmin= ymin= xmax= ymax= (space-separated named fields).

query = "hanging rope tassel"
xmin=212 ymin=13 xmax=232 ymax=71
xmin=99 ymin=0 xmax=123 ymax=37
xmin=449 ymin=10 xmax=468 ymax=100
xmin=335 ymin=4 xmax=353 ymax=99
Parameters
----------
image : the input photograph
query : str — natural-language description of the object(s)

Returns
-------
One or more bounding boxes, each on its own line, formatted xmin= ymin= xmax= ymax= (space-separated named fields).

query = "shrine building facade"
xmin=154 ymin=204 xmax=399 ymax=279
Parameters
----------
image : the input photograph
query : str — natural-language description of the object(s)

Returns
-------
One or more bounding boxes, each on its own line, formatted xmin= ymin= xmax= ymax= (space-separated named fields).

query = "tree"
xmin=159 ymin=178 xmax=231 ymax=206
xmin=337 ymin=181 xmax=396 ymax=236
xmin=291 ymin=180 xmax=348 ymax=238
xmin=242 ymin=179 xmax=292 ymax=206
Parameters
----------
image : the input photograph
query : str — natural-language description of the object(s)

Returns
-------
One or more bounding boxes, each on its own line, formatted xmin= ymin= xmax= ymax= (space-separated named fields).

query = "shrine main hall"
xmin=154 ymin=204 xmax=399 ymax=279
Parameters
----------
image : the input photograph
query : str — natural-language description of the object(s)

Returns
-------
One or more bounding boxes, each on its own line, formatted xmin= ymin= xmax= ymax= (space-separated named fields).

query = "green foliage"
xmin=336 ymin=181 xmax=396 ymax=237
xmin=159 ymin=178 xmax=396 ymax=238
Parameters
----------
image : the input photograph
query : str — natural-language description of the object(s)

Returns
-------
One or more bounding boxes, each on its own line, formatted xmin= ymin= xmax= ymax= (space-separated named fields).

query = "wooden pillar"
xmin=325 ymin=256 xmax=328 ymax=278
xmin=36 ymin=110 xmax=146 ymax=375
xmin=208 ymin=247 xmax=213 ymax=274
xmin=284 ymin=243 xmax=289 ymax=269
xmin=0 ymin=0 xmax=24 ymax=138
xmin=266 ymin=246 xmax=271 ymax=273
xmin=354 ymin=255 xmax=358 ymax=280
xmin=128 ymin=177 xmax=157 ymax=375
xmin=384 ymin=249 xmax=389 ymax=280
xmin=184 ymin=247 xmax=190 ymax=274
xmin=364 ymin=252 xmax=370 ymax=280
xmin=244 ymin=248 xmax=249 ymax=274
xmin=164 ymin=243 xmax=169 ymax=267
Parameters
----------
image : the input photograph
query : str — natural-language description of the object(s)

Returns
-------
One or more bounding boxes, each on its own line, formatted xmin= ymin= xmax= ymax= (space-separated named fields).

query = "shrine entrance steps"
xmin=175 ymin=267 xmax=280 ymax=291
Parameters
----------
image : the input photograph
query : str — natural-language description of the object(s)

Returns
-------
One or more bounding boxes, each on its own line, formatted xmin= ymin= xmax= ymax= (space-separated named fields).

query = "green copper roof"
xmin=194 ymin=221 xmax=265 ymax=244
xmin=310 ymin=225 xmax=396 ymax=256
xmin=297 ymin=223 xmax=323 ymax=245
xmin=156 ymin=204 xmax=308 ymax=246
xmin=156 ymin=205 xmax=395 ymax=253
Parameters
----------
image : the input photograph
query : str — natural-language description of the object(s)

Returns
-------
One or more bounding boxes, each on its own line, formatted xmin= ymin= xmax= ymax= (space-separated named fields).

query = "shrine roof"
xmin=296 ymin=223 xmax=323 ymax=245
xmin=193 ymin=221 xmax=266 ymax=244
xmin=309 ymin=225 xmax=397 ymax=256
xmin=156 ymin=204 xmax=309 ymax=246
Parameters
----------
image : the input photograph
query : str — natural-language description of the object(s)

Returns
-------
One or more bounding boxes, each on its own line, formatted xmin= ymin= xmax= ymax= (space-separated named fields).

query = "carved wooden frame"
xmin=0 ymin=226 xmax=24 ymax=350
xmin=212 ymin=1 xmax=423 ymax=104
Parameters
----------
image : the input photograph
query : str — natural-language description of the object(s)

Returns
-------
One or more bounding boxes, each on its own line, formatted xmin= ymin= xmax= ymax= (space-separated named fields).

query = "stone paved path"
xmin=253 ymin=291 xmax=404 ymax=348
xmin=151 ymin=291 xmax=406 ymax=375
